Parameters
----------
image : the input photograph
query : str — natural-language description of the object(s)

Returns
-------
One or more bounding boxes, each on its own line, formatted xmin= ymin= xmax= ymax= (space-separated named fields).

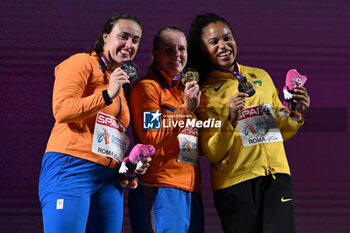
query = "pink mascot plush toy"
xmin=119 ymin=144 xmax=156 ymax=189
xmin=279 ymin=69 xmax=307 ymax=121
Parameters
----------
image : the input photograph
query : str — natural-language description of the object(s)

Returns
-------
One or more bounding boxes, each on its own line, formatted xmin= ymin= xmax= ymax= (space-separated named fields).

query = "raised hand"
xmin=184 ymin=81 xmax=201 ymax=112
xmin=293 ymin=86 xmax=310 ymax=118
xmin=228 ymin=92 xmax=249 ymax=126
xmin=107 ymin=68 xmax=130 ymax=99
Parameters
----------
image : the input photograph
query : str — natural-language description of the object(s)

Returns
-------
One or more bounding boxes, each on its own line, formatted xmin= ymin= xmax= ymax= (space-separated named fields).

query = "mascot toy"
xmin=279 ymin=69 xmax=307 ymax=121
xmin=119 ymin=144 xmax=155 ymax=189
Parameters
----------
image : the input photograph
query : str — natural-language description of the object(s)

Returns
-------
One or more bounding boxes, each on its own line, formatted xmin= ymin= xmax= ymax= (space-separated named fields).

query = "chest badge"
xmin=214 ymin=82 xmax=224 ymax=92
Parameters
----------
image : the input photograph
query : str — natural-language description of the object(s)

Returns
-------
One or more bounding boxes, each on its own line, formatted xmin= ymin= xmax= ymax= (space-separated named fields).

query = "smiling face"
xmin=201 ymin=21 xmax=237 ymax=71
xmin=103 ymin=19 xmax=142 ymax=67
xmin=153 ymin=31 xmax=187 ymax=78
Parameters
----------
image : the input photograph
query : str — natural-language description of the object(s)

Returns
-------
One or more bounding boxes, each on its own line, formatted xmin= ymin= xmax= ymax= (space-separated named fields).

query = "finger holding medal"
xmin=107 ymin=67 xmax=130 ymax=99
xmin=182 ymin=68 xmax=201 ymax=112
xmin=228 ymin=92 xmax=248 ymax=126
xmin=184 ymin=80 xmax=201 ymax=112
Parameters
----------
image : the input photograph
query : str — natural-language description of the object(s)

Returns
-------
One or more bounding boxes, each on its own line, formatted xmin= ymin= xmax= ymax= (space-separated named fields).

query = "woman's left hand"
xmin=293 ymin=86 xmax=310 ymax=118
xmin=135 ymin=157 xmax=152 ymax=175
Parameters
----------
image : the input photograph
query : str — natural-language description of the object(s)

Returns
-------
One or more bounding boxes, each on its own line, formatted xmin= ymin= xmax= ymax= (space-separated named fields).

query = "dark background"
xmin=1 ymin=0 xmax=349 ymax=232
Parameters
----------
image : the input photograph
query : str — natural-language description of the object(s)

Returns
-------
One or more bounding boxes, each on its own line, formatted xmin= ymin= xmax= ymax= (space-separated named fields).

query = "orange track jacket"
xmin=45 ymin=52 xmax=129 ymax=168
xmin=129 ymin=68 xmax=201 ymax=193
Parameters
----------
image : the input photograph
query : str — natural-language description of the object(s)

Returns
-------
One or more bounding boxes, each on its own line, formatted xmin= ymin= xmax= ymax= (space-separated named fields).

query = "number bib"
xmin=92 ymin=112 xmax=130 ymax=163
xmin=177 ymin=125 xmax=199 ymax=166
xmin=237 ymin=104 xmax=283 ymax=147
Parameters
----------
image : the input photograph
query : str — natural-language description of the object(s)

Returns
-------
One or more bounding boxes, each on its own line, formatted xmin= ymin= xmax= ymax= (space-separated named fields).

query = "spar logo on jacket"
xmin=237 ymin=105 xmax=283 ymax=147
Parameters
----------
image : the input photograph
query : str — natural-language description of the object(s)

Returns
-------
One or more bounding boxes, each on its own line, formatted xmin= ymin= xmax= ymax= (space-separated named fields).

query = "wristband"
xmin=102 ymin=89 xmax=113 ymax=105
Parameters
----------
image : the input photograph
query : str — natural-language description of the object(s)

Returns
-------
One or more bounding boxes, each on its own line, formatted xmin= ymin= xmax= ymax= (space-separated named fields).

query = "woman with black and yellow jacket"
xmin=188 ymin=13 xmax=310 ymax=233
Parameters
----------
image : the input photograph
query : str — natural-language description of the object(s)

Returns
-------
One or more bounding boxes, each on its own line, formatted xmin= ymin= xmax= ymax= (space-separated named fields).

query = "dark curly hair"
xmin=89 ymin=13 xmax=143 ymax=54
xmin=187 ymin=13 xmax=233 ymax=84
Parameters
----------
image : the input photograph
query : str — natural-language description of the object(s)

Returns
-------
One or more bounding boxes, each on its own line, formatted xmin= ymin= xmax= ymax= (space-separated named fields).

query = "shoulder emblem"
xmin=253 ymin=80 xmax=262 ymax=86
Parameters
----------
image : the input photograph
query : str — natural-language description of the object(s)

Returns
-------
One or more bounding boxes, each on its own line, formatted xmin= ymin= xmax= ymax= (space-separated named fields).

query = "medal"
xmin=100 ymin=53 xmax=140 ymax=92
xmin=238 ymin=76 xmax=255 ymax=97
xmin=121 ymin=60 xmax=139 ymax=82
xmin=216 ymin=64 xmax=255 ymax=97
xmin=180 ymin=68 xmax=199 ymax=85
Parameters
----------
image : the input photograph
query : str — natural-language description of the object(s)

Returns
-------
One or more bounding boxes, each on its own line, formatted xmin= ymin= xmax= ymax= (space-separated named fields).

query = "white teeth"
xmin=218 ymin=51 xmax=231 ymax=57
xmin=121 ymin=50 xmax=130 ymax=55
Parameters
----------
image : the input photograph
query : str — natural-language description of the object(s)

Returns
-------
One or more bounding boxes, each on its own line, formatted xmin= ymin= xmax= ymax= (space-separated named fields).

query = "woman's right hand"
xmin=184 ymin=81 xmax=201 ymax=112
xmin=107 ymin=68 xmax=130 ymax=99
xmin=228 ymin=92 xmax=248 ymax=126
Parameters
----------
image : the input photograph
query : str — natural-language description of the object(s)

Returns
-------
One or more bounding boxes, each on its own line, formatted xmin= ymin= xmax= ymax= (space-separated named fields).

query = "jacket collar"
xmin=153 ymin=65 xmax=181 ymax=89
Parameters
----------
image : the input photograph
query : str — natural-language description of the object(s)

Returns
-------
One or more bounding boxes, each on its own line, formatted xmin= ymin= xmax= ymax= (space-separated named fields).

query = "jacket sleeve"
xmin=129 ymin=80 xmax=196 ymax=149
xmin=197 ymin=102 xmax=237 ymax=164
xmin=52 ymin=54 xmax=110 ymax=123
